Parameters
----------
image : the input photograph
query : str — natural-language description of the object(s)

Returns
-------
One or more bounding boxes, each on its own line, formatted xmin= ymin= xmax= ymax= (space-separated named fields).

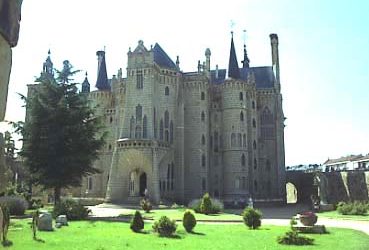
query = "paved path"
xmin=88 ymin=203 xmax=369 ymax=236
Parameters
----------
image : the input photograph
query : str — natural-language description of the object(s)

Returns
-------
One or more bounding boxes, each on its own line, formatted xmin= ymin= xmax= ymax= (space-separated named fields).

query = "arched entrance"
xmin=139 ymin=172 xmax=147 ymax=197
xmin=286 ymin=182 xmax=297 ymax=204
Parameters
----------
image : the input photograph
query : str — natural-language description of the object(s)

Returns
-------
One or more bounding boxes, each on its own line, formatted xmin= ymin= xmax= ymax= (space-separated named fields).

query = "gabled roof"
xmin=153 ymin=43 xmax=177 ymax=69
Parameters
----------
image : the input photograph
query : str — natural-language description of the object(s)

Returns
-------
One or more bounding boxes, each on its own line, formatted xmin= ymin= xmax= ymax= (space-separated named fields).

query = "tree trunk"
xmin=54 ymin=187 xmax=61 ymax=205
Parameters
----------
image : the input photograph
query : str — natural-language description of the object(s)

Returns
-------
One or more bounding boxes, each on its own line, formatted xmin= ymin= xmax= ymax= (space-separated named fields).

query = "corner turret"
xmin=81 ymin=72 xmax=90 ymax=93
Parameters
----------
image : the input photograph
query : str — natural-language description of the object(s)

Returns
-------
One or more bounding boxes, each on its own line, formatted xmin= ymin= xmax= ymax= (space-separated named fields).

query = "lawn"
xmin=317 ymin=210 xmax=369 ymax=221
xmin=126 ymin=208 xmax=243 ymax=221
xmin=5 ymin=219 xmax=369 ymax=250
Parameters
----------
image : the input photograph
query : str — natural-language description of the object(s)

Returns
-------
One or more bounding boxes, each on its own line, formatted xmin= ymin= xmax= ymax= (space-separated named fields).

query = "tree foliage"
xmin=20 ymin=60 xmax=105 ymax=203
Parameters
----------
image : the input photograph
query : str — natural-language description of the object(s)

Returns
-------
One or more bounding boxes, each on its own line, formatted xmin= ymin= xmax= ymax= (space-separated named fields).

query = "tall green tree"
xmin=20 ymin=60 xmax=105 ymax=204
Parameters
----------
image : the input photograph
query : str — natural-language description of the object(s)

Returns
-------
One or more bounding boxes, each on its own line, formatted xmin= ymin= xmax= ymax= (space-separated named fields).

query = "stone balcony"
xmin=116 ymin=138 xmax=170 ymax=149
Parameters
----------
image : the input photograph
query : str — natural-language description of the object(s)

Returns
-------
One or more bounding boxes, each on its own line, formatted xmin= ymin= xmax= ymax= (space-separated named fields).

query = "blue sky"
xmin=1 ymin=0 xmax=368 ymax=166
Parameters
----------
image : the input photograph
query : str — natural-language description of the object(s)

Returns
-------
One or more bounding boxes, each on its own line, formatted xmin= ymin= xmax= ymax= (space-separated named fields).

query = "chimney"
xmin=269 ymin=33 xmax=280 ymax=85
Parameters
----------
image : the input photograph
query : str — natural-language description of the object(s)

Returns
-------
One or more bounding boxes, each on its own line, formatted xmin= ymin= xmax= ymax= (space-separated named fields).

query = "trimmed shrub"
xmin=242 ymin=207 xmax=262 ymax=229
xmin=183 ymin=210 xmax=196 ymax=232
xmin=188 ymin=197 xmax=224 ymax=214
xmin=0 ymin=196 xmax=27 ymax=216
xmin=200 ymin=193 xmax=212 ymax=215
xmin=52 ymin=199 xmax=90 ymax=220
xmin=337 ymin=201 xmax=368 ymax=215
xmin=140 ymin=198 xmax=152 ymax=213
xmin=152 ymin=216 xmax=177 ymax=237
xmin=188 ymin=199 xmax=201 ymax=213
xmin=130 ymin=210 xmax=144 ymax=232
xmin=277 ymin=230 xmax=314 ymax=245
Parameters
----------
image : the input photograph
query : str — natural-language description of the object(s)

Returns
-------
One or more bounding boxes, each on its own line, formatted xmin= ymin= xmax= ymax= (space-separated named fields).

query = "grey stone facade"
xmin=30 ymin=34 xmax=286 ymax=205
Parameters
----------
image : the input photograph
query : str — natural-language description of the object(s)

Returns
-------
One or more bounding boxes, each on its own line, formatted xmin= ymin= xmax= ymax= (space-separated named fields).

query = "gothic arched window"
xmin=130 ymin=116 xmax=135 ymax=138
xmin=153 ymin=108 xmax=157 ymax=138
xmin=201 ymin=134 xmax=206 ymax=145
xmin=231 ymin=133 xmax=236 ymax=147
xmin=201 ymin=154 xmax=206 ymax=167
xmin=165 ymin=86 xmax=169 ymax=96
xmin=136 ymin=104 xmax=142 ymax=122
xmin=135 ymin=125 xmax=141 ymax=139
xmin=241 ymin=154 xmax=246 ymax=166
xmin=160 ymin=119 xmax=164 ymax=140
xmin=238 ymin=133 xmax=242 ymax=147
xmin=240 ymin=111 xmax=244 ymax=122
xmin=239 ymin=92 xmax=243 ymax=101
xmin=170 ymin=121 xmax=174 ymax=143
xmin=253 ymin=140 xmax=257 ymax=150
xmin=201 ymin=91 xmax=205 ymax=100
xmin=201 ymin=111 xmax=205 ymax=122
xmin=143 ymin=115 xmax=147 ymax=138
xmin=164 ymin=110 xmax=169 ymax=128
xmin=243 ymin=134 xmax=246 ymax=147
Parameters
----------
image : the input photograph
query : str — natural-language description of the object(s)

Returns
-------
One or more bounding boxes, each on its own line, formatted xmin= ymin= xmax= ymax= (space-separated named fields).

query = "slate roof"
xmin=228 ymin=36 xmax=240 ymax=79
xmin=96 ymin=51 xmax=110 ymax=90
xmin=208 ymin=66 xmax=275 ymax=89
xmin=153 ymin=43 xmax=177 ymax=69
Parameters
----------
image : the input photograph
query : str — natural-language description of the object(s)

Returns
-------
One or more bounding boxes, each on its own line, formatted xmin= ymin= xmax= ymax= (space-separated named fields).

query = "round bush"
xmin=242 ymin=207 xmax=262 ymax=229
xmin=130 ymin=210 xmax=144 ymax=232
xmin=152 ymin=216 xmax=177 ymax=237
xmin=0 ymin=196 xmax=28 ymax=215
xmin=183 ymin=210 xmax=196 ymax=232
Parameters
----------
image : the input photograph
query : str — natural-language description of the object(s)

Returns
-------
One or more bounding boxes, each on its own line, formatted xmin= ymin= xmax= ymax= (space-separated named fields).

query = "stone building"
xmin=29 ymin=33 xmax=286 ymax=205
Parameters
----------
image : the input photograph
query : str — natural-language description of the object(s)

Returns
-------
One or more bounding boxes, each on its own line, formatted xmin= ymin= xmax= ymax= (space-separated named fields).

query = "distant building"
xmin=323 ymin=154 xmax=369 ymax=171
xmin=26 ymin=33 xmax=286 ymax=205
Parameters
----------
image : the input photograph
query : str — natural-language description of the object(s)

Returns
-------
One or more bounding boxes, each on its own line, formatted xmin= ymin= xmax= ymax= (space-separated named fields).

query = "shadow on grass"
xmin=189 ymin=231 xmax=206 ymax=236
xmin=1 ymin=240 xmax=13 ymax=247
xmin=34 ymin=238 xmax=45 ymax=243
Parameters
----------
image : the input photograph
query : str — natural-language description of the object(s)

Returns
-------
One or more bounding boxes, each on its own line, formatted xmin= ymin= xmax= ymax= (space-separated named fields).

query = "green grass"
xmin=5 ymin=219 xmax=369 ymax=250
xmin=134 ymin=208 xmax=243 ymax=221
xmin=318 ymin=210 xmax=369 ymax=221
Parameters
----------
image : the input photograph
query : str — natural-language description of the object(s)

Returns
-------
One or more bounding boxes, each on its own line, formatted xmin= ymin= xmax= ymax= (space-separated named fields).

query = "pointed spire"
xmin=82 ymin=72 xmax=90 ymax=93
xmin=42 ymin=49 xmax=54 ymax=76
xmin=242 ymin=30 xmax=250 ymax=68
xmin=95 ymin=50 xmax=110 ymax=90
xmin=228 ymin=32 xmax=240 ymax=79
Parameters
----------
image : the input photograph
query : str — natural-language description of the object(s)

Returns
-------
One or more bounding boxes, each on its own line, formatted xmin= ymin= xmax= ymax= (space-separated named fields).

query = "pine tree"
xmin=20 ymin=60 xmax=105 ymax=204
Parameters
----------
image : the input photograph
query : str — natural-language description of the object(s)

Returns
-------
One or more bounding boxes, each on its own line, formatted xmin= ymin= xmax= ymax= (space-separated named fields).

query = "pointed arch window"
xmin=214 ymin=131 xmax=219 ymax=152
xmin=136 ymin=70 xmax=143 ymax=89
xmin=253 ymin=119 xmax=256 ymax=128
xmin=253 ymin=140 xmax=257 ymax=150
xmin=231 ymin=133 xmax=236 ymax=147
xmin=136 ymin=105 xmax=142 ymax=122
xmin=165 ymin=130 xmax=169 ymax=142
xmin=201 ymin=154 xmax=206 ymax=168
xmin=135 ymin=125 xmax=141 ymax=139
xmin=201 ymin=134 xmax=206 ymax=145
xmin=165 ymin=86 xmax=169 ymax=96
xmin=153 ymin=108 xmax=157 ymax=138
xmin=239 ymin=92 xmax=243 ymax=101
xmin=130 ymin=116 xmax=135 ymax=138
xmin=252 ymin=100 xmax=255 ymax=109
xmin=201 ymin=111 xmax=205 ymax=122
xmin=238 ymin=133 xmax=242 ymax=147
xmin=164 ymin=110 xmax=169 ymax=128
xmin=201 ymin=91 xmax=205 ymax=100
xmin=170 ymin=121 xmax=174 ymax=143
xmin=143 ymin=115 xmax=147 ymax=138
xmin=160 ymin=119 xmax=164 ymax=140
xmin=254 ymin=158 xmax=257 ymax=170
xmin=266 ymin=159 xmax=271 ymax=171
xmin=243 ymin=134 xmax=246 ymax=147
xmin=240 ymin=111 xmax=244 ymax=122
xmin=254 ymin=180 xmax=258 ymax=192
xmin=241 ymin=154 xmax=246 ymax=166
xmin=261 ymin=107 xmax=273 ymax=124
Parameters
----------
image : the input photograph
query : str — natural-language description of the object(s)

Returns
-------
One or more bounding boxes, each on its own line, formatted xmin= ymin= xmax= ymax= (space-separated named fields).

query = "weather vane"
xmin=230 ymin=20 xmax=235 ymax=36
